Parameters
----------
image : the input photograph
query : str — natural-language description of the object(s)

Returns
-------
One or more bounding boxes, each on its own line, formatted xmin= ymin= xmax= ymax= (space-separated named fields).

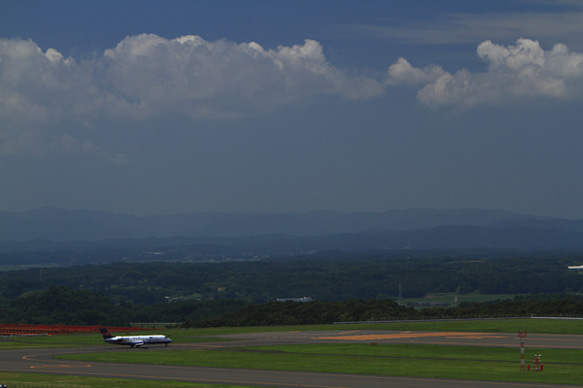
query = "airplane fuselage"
xmin=100 ymin=329 xmax=171 ymax=348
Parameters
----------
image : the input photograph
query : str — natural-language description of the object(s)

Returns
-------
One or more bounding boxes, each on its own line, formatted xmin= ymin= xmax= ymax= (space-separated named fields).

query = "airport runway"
xmin=1 ymin=330 xmax=583 ymax=388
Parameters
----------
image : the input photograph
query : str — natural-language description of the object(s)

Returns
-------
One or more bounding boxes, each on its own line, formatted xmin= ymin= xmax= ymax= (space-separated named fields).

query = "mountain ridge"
xmin=0 ymin=207 xmax=554 ymax=242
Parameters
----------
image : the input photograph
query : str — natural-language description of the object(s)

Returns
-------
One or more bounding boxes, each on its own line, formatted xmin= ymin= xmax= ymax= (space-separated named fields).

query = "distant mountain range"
xmin=0 ymin=207 xmax=551 ymax=241
xmin=2 ymin=207 xmax=583 ymax=255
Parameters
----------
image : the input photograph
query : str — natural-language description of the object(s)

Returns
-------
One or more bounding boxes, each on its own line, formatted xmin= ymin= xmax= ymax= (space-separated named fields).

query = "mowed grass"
xmin=60 ymin=343 xmax=583 ymax=385
xmin=0 ymin=372 xmax=257 ymax=388
xmin=335 ymin=318 xmax=583 ymax=334
xmin=163 ymin=318 xmax=583 ymax=341
xmin=254 ymin=343 xmax=581 ymax=363
xmin=179 ymin=318 xmax=583 ymax=335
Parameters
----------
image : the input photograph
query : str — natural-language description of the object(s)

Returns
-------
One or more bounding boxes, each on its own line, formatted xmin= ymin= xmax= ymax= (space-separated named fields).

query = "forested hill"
xmin=2 ymin=286 xmax=582 ymax=327
xmin=3 ymin=208 xmax=583 ymax=263
xmin=1 ymin=256 xmax=581 ymax=305
xmin=4 ymin=224 xmax=583 ymax=263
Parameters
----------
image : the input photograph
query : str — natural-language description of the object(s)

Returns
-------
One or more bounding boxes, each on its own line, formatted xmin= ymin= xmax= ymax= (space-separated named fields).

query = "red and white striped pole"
xmin=518 ymin=330 xmax=527 ymax=371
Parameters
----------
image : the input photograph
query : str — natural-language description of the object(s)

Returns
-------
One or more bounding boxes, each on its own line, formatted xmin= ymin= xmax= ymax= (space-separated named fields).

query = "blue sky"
xmin=2 ymin=0 xmax=583 ymax=218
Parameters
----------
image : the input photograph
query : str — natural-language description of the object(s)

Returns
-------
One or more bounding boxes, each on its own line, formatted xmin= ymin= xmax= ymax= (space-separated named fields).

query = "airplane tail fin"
xmin=99 ymin=328 xmax=113 ymax=339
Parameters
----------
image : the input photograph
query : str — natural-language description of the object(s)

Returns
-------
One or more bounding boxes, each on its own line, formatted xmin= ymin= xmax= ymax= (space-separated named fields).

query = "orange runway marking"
xmin=317 ymin=331 xmax=506 ymax=341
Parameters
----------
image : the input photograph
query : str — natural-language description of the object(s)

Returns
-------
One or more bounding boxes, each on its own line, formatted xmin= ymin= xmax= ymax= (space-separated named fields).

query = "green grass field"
xmin=3 ymin=318 xmax=583 ymax=386
xmin=0 ymin=372 xmax=255 ymax=388
xmin=59 ymin=342 xmax=583 ymax=385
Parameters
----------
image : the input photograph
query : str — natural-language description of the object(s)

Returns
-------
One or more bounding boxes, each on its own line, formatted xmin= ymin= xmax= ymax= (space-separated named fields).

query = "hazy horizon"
xmin=1 ymin=205 xmax=560 ymax=220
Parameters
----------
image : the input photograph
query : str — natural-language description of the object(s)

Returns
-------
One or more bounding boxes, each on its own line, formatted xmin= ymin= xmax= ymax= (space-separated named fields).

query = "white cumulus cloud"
xmin=0 ymin=34 xmax=382 ymax=124
xmin=100 ymin=34 xmax=384 ymax=119
xmin=386 ymin=38 xmax=583 ymax=108
xmin=385 ymin=58 xmax=446 ymax=87
xmin=0 ymin=34 xmax=383 ymax=158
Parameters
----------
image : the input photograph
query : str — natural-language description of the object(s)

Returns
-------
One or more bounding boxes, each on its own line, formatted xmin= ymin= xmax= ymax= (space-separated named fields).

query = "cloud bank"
xmin=0 ymin=34 xmax=385 ymax=158
xmin=4 ymin=35 xmax=582 ymax=125
xmin=3 ymin=35 xmax=583 ymax=159
xmin=387 ymin=38 xmax=583 ymax=107
xmin=1 ymin=34 xmax=383 ymax=124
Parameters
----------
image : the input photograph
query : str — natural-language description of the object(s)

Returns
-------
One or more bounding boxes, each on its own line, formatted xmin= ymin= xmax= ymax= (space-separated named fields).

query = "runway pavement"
xmin=1 ymin=330 xmax=583 ymax=388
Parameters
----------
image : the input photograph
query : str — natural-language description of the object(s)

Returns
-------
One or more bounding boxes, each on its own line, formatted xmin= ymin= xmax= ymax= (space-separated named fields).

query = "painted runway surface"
xmin=1 ymin=330 xmax=583 ymax=388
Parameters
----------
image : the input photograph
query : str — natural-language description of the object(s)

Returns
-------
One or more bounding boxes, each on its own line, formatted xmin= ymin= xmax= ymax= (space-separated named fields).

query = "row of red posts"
xmin=0 ymin=324 xmax=148 ymax=336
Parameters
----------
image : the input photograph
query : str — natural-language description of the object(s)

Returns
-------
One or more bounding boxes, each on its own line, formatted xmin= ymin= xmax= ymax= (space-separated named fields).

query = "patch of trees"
xmin=193 ymin=295 xmax=583 ymax=328
xmin=1 ymin=286 xmax=582 ymax=327
xmin=0 ymin=286 xmax=248 ymax=326
xmin=0 ymin=253 xmax=582 ymax=305
xmin=191 ymin=299 xmax=415 ymax=327
xmin=5 ymin=286 xmax=128 ymax=326
xmin=445 ymin=295 xmax=583 ymax=317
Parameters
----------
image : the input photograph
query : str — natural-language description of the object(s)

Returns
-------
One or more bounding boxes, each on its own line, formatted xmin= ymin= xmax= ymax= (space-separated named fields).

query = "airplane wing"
xmin=133 ymin=341 xmax=146 ymax=347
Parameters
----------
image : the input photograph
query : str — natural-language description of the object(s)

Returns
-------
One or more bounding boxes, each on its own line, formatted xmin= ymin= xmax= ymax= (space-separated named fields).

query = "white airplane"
xmin=99 ymin=328 xmax=172 ymax=348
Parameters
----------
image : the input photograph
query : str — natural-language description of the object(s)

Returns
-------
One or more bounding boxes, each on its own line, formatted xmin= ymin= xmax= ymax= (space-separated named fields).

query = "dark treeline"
xmin=1 ymin=252 xmax=582 ymax=305
xmin=190 ymin=298 xmax=414 ymax=327
xmin=2 ymin=286 xmax=583 ymax=327
xmin=0 ymin=286 xmax=248 ymax=326
xmin=192 ymin=295 xmax=583 ymax=327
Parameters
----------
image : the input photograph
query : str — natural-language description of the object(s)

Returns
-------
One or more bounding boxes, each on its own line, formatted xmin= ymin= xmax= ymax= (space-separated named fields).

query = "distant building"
xmin=407 ymin=302 xmax=450 ymax=308
xmin=276 ymin=297 xmax=313 ymax=302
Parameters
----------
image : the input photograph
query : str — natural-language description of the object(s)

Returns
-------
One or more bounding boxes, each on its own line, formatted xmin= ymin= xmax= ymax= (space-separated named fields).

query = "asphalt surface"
xmin=1 ymin=330 xmax=583 ymax=388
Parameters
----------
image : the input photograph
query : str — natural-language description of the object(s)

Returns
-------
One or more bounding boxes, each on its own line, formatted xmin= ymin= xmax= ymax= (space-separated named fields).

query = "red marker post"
xmin=518 ymin=330 xmax=527 ymax=371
